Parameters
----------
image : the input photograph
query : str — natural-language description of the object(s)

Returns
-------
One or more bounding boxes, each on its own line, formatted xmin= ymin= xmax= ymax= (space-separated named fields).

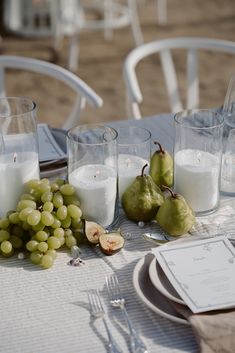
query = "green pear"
xmin=122 ymin=164 xmax=164 ymax=222
xmin=156 ymin=187 xmax=195 ymax=236
xmin=150 ymin=142 xmax=173 ymax=189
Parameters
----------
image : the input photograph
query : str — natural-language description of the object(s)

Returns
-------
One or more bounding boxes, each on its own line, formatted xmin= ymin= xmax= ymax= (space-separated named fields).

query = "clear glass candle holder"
xmin=0 ymin=97 xmax=40 ymax=217
xmin=116 ymin=126 xmax=151 ymax=201
xmin=67 ymin=124 xmax=118 ymax=229
xmin=174 ymin=109 xmax=224 ymax=216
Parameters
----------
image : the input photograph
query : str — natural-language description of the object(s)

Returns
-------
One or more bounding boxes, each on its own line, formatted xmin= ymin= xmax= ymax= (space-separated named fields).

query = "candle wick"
xmin=13 ymin=153 xmax=17 ymax=163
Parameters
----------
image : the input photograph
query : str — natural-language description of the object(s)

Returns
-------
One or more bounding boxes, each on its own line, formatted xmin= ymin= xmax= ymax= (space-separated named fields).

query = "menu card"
xmin=37 ymin=124 xmax=66 ymax=162
xmin=152 ymin=236 xmax=235 ymax=313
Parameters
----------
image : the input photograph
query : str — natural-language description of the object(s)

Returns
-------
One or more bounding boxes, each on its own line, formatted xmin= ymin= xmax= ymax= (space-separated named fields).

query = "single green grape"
xmin=46 ymin=249 xmax=57 ymax=260
xmin=71 ymin=218 xmax=83 ymax=229
xmin=26 ymin=179 xmax=41 ymax=190
xmin=26 ymin=240 xmax=39 ymax=252
xmin=27 ymin=210 xmax=41 ymax=226
xmin=63 ymin=195 xmax=80 ymax=207
xmin=41 ymin=211 xmax=54 ymax=226
xmin=9 ymin=235 xmax=23 ymax=249
xmin=1 ymin=240 xmax=13 ymax=254
xmin=40 ymin=178 xmax=50 ymax=185
xmin=29 ymin=189 xmax=41 ymax=202
xmin=0 ymin=229 xmax=10 ymax=242
xmin=0 ymin=218 xmax=10 ymax=229
xmin=41 ymin=254 xmax=54 ymax=269
xmin=67 ymin=204 xmax=82 ymax=219
xmin=59 ymin=184 xmax=75 ymax=196
xmin=47 ymin=236 xmax=61 ymax=250
xmin=17 ymin=199 xmax=37 ymax=211
xmin=32 ymin=222 xmax=45 ymax=232
xmin=60 ymin=216 xmax=71 ymax=229
xmin=38 ymin=241 xmax=49 ymax=253
xmin=30 ymin=251 xmax=43 ymax=265
xmin=54 ymin=178 xmax=65 ymax=186
xmin=65 ymin=235 xmax=77 ymax=248
xmin=52 ymin=192 xmax=64 ymax=208
xmin=50 ymin=182 xmax=60 ymax=192
xmin=64 ymin=229 xmax=72 ymax=237
xmin=50 ymin=216 xmax=61 ymax=229
xmin=35 ymin=230 xmax=48 ymax=242
xmin=38 ymin=182 xmax=51 ymax=194
xmin=56 ymin=205 xmax=67 ymax=220
xmin=41 ymin=191 xmax=53 ymax=203
xmin=20 ymin=193 xmax=35 ymax=201
xmin=19 ymin=207 xmax=33 ymax=221
xmin=53 ymin=228 xmax=65 ymax=238
xmin=43 ymin=201 xmax=54 ymax=213
xmin=9 ymin=212 xmax=20 ymax=224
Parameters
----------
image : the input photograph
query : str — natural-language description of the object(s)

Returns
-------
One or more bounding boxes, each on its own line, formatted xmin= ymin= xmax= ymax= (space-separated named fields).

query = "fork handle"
xmin=102 ymin=317 xmax=123 ymax=353
xmin=121 ymin=306 xmax=148 ymax=353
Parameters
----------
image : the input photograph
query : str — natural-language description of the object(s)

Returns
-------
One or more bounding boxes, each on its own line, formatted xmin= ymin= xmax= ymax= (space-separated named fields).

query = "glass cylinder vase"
xmin=67 ymin=124 xmax=118 ymax=229
xmin=174 ymin=109 xmax=224 ymax=216
xmin=0 ymin=97 xmax=40 ymax=217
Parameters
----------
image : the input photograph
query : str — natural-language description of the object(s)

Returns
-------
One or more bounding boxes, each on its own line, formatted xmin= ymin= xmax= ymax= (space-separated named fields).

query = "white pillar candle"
xmin=174 ymin=149 xmax=220 ymax=213
xmin=118 ymin=154 xmax=149 ymax=200
xmin=68 ymin=164 xmax=117 ymax=227
xmin=0 ymin=152 xmax=39 ymax=216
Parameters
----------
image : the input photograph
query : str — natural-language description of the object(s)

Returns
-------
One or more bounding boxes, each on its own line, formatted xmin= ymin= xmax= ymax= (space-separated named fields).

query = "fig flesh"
xmin=99 ymin=232 xmax=124 ymax=255
xmin=84 ymin=220 xmax=106 ymax=244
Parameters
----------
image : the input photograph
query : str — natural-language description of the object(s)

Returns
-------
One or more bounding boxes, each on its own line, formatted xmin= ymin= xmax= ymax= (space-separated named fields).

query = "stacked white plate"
xmin=39 ymin=127 xmax=68 ymax=179
xmin=133 ymin=252 xmax=191 ymax=325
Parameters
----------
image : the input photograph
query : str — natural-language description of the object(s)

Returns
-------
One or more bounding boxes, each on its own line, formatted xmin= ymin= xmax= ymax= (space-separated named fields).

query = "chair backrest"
xmin=0 ymin=55 xmax=103 ymax=129
xmin=123 ymin=37 xmax=235 ymax=119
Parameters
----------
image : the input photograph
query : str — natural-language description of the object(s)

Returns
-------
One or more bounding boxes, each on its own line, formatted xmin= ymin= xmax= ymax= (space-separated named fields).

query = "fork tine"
xmin=88 ymin=289 xmax=104 ymax=315
xmin=106 ymin=274 xmax=121 ymax=300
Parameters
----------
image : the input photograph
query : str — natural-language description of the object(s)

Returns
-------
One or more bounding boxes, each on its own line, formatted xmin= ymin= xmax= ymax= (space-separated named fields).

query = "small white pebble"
xmin=138 ymin=221 xmax=145 ymax=228
xmin=124 ymin=232 xmax=132 ymax=240
xmin=18 ymin=252 xmax=25 ymax=260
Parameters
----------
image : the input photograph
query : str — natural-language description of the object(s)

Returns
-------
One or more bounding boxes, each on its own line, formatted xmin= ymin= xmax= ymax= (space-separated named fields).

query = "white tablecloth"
xmin=1 ymin=114 xmax=201 ymax=353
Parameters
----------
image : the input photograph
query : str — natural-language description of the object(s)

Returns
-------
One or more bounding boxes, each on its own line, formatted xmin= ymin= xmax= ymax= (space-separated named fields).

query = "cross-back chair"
xmin=0 ymin=55 xmax=103 ymax=129
xmin=123 ymin=37 xmax=235 ymax=119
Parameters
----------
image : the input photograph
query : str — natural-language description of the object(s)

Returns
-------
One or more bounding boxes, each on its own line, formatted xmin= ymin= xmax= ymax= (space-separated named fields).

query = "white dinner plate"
xmin=148 ymin=257 xmax=185 ymax=305
xmin=133 ymin=253 xmax=190 ymax=325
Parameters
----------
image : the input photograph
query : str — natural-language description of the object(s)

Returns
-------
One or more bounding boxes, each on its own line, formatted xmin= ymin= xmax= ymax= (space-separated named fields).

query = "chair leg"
xmin=104 ymin=0 xmax=114 ymax=41
xmin=156 ymin=0 xmax=167 ymax=25
xmin=128 ymin=0 xmax=144 ymax=46
xmin=68 ymin=34 xmax=80 ymax=72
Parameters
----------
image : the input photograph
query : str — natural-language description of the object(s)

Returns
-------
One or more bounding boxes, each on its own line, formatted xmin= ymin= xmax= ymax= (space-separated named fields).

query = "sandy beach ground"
xmin=0 ymin=0 xmax=235 ymax=128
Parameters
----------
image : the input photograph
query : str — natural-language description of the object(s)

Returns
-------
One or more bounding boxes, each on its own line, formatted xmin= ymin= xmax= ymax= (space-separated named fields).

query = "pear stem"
xmin=162 ymin=185 xmax=177 ymax=198
xmin=154 ymin=141 xmax=164 ymax=154
xmin=141 ymin=164 xmax=148 ymax=176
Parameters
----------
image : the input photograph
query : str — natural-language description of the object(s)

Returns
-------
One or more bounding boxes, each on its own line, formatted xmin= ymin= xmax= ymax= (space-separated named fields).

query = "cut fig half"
xmin=84 ymin=220 xmax=106 ymax=244
xmin=99 ymin=233 xmax=125 ymax=255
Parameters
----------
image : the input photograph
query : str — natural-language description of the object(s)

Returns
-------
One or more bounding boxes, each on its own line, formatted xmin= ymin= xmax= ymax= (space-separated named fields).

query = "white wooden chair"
xmin=123 ymin=37 xmax=235 ymax=119
xmin=3 ymin=0 xmax=143 ymax=72
xmin=0 ymin=55 xmax=103 ymax=129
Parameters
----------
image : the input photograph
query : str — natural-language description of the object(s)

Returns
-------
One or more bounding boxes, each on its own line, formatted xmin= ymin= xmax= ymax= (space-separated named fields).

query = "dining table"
xmin=1 ymin=112 xmax=233 ymax=353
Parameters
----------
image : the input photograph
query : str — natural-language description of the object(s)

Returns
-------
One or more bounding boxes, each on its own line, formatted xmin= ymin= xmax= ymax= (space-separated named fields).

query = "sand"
xmin=0 ymin=0 xmax=235 ymax=128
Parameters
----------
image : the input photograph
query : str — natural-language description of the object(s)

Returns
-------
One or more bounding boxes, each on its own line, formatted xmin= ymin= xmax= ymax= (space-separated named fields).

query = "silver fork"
xmin=88 ymin=289 xmax=123 ymax=353
xmin=106 ymin=274 xmax=148 ymax=353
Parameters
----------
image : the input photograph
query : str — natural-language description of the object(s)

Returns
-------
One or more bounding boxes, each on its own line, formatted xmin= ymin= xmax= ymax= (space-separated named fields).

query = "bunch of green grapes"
xmin=0 ymin=178 xmax=83 ymax=269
